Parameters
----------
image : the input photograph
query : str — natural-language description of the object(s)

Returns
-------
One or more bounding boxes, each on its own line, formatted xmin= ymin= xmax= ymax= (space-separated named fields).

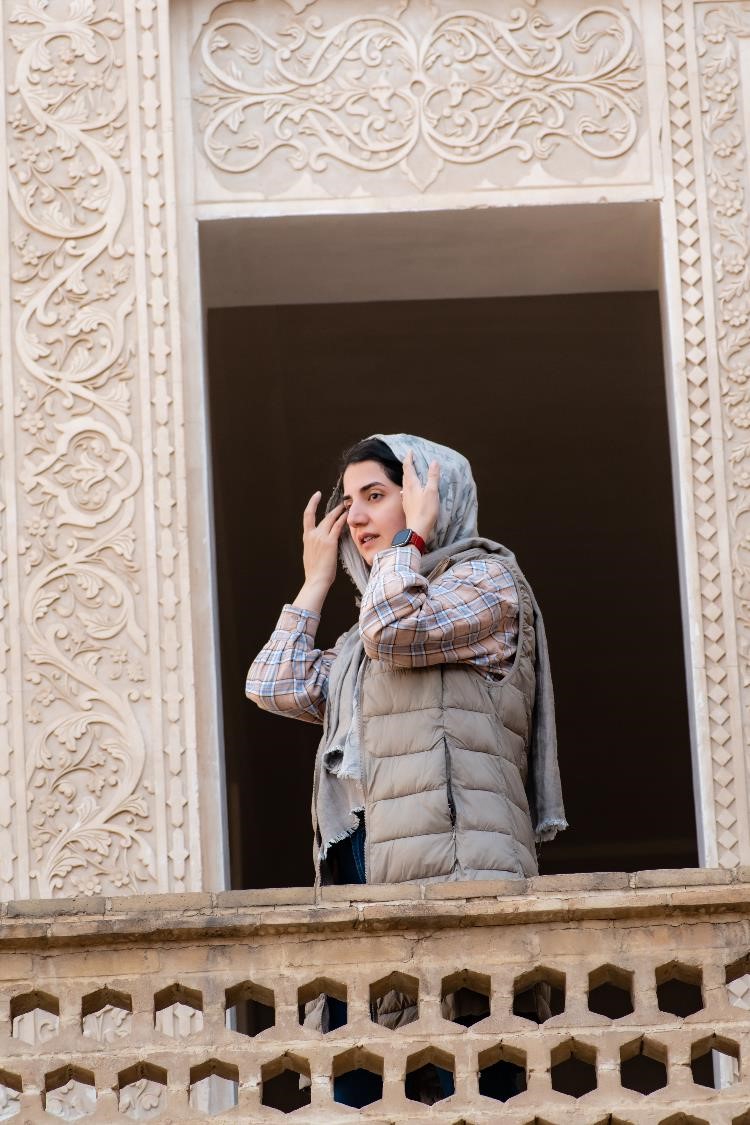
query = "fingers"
xmin=303 ymin=491 xmax=321 ymax=532
xmin=321 ymin=501 xmax=345 ymax=530
xmin=403 ymin=449 xmax=418 ymax=484
xmin=404 ymin=451 xmax=440 ymax=491
xmin=331 ymin=508 xmax=348 ymax=539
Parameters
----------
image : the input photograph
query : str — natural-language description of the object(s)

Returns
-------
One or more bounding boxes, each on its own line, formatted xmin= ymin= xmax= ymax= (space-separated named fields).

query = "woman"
xmin=246 ymin=434 xmax=566 ymax=889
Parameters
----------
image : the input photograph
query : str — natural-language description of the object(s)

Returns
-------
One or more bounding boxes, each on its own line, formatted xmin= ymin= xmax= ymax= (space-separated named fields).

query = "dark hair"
xmin=339 ymin=437 xmax=403 ymax=486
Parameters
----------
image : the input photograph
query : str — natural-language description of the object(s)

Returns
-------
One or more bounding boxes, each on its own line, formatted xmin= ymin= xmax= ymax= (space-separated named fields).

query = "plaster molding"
xmin=4 ymin=0 xmax=198 ymax=896
xmin=194 ymin=1 xmax=645 ymax=196
xmin=0 ymin=0 xmax=26 ymax=901
xmin=696 ymin=5 xmax=750 ymax=867
xmin=659 ymin=0 xmax=750 ymax=871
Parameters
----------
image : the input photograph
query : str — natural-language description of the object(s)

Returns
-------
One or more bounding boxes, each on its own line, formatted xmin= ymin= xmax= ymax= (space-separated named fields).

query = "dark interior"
xmin=207 ymin=291 xmax=698 ymax=889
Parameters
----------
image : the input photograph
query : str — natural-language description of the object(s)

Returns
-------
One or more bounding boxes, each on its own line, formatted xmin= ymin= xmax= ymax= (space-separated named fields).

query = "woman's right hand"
xmin=301 ymin=492 xmax=347 ymax=596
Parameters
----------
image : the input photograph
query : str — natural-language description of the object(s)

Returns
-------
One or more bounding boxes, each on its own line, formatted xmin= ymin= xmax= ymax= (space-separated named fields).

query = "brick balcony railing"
xmin=2 ymin=869 xmax=750 ymax=1121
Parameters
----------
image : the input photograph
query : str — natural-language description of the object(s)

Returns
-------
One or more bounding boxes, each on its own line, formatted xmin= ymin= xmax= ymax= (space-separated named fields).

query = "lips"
xmin=359 ymin=534 xmax=379 ymax=547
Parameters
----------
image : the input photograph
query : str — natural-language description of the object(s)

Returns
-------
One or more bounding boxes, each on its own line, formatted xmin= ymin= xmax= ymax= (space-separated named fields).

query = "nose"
xmin=346 ymin=499 xmax=367 ymax=527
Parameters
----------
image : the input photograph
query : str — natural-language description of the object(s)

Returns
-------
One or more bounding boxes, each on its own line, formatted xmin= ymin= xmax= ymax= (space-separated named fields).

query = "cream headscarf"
xmin=334 ymin=434 xmax=483 ymax=594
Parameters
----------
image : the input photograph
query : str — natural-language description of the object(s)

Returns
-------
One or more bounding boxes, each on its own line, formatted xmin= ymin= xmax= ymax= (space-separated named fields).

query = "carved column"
xmin=1 ymin=0 xmax=202 ymax=897
xmin=653 ymin=0 xmax=750 ymax=871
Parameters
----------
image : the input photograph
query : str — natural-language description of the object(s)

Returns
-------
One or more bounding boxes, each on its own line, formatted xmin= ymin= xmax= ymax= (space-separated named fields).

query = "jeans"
xmin=329 ymin=813 xmax=366 ymax=885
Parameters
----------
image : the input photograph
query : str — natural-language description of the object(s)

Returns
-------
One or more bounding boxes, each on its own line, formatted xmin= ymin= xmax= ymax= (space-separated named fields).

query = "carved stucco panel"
xmin=0 ymin=0 xmax=27 ymax=901
xmin=657 ymin=0 xmax=750 ymax=872
xmin=192 ymin=0 xmax=648 ymax=200
xmin=694 ymin=3 xmax=750 ymax=870
xmin=3 ymin=0 xmax=199 ymax=897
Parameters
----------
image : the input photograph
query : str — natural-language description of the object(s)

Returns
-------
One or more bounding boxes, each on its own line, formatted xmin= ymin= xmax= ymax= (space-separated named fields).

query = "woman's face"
xmin=342 ymin=459 xmax=406 ymax=566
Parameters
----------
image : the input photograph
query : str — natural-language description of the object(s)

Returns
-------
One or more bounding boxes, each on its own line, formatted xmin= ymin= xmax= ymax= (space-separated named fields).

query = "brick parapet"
xmin=0 ymin=867 xmax=747 ymax=945
xmin=1 ymin=869 xmax=750 ymax=1121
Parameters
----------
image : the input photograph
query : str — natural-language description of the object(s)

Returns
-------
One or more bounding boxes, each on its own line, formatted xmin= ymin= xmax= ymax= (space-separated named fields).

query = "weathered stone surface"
xmin=0 ymin=875 xmax=748 ymax=1120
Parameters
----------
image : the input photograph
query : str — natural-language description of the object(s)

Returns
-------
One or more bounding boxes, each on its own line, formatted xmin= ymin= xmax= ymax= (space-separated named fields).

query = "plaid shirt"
xmin=245 ymin=546 xmax=518 ymax=725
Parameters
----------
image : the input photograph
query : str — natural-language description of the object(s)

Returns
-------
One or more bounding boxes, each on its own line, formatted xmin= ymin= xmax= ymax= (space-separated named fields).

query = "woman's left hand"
xmin=401 ymin=450 xmax=440 ymax=544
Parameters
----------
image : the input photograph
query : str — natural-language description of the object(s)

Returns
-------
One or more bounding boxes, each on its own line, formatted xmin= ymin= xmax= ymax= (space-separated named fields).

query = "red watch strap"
xmin=409 ymin=531 xmax=426 ymax=555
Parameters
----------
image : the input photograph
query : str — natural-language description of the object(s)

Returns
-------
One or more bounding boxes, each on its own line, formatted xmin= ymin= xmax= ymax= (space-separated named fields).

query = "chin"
xmin=359 ymin=544 xmax=380 ymax=565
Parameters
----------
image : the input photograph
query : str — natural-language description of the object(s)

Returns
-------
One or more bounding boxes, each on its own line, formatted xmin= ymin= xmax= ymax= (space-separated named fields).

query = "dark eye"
xmin=369 ymin=491 xmax=383 ymax=501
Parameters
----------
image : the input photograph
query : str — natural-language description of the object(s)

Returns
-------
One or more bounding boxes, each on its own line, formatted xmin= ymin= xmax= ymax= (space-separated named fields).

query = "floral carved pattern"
xmin=698 ymin=3 xmax=750 ymax=866
xmin=196 ymin=3 xmax=643 ymax=190
xmin=6 ymin=0 xmax=159 ymax=896
xmin=659 ymin=0 xmax=744 ymax=871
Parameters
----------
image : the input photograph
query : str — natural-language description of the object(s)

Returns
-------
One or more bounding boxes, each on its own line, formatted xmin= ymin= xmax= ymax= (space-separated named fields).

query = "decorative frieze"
xmin=194 ymin=0 xmax=646 ymax=196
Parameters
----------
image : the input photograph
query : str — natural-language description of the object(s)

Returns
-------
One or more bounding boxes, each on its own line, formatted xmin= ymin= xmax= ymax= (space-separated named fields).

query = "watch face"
xmin=392 ymin=529 xmax=412 ymax=547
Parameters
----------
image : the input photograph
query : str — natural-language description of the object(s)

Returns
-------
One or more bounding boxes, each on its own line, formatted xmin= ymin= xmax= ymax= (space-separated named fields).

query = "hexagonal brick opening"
xmin=298 ymin=976 xmax=347 ymax=1033
xmin=332 ymin=1047 xmax=383 ymax=1109
xmin=82 ymin=986 xmax=132 ymax=1043
xmin=441 ymin=969 xmax=491 ymax=1027
xmin=726 ymin=952 xmax=750 ymax=1010
xmin=44 ymin=1065 xmax=96 ymax=1120
xmin=550 ymin=1040 xmax=597 ymax=1097
xmin=588 ymin=965 xmax=634 ymax=1019
xmin=512 ymin=966 xmax=565 ymax=1023
xmin=10 ymin=989 xmax=59 ymax=1045
xmin=691 ymin=1034 xmax=740 ymax=1089
xmin=154 ymin=982 xmax=203 ymax=1037
xmin=655 ymin=961 xmax=703 ymax=1017
xmin=0 ymin=1070 xmax=22 ymax=1120
xmin=370 ymin=970 xmax=419 ymax=1029
xmin=261 ymin=1054 xmax=311 ymax=1114
xmin=118 ymin=1062 xmax=167 ymax=1121
xmin=189 ymin=1059 xmax=239 ymax=1116
xmin=477 ymin=1043 xmax=526 ymax=1102
xmin=733 ymin=1112 xmax=750 ymax=1125
xmin=225 ymin=980 xmax=275 ymax=1037
xmin=620 ymin=1037 xmax=668 ymax=1095
xmin=405 ymin=1046 xmax=455 ymax=1105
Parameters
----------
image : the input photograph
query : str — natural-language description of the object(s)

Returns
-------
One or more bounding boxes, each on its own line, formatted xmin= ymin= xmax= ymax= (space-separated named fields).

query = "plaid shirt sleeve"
xmin=359 ymin=546 xmax=518 ymax=678
xmin=245 ymin=605 xmax=342 ymax=725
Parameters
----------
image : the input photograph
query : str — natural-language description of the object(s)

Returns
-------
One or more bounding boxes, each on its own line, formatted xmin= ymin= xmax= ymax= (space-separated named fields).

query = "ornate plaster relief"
xmin=695 ymin=4 xmax=750 ymax=867
xmin=3 ymin=0 xmax=200 ymax=897
xmin=192 ymin=0 xmax=648 ymax=200
xmin=1 ymin=0 xmax=750 ymax=901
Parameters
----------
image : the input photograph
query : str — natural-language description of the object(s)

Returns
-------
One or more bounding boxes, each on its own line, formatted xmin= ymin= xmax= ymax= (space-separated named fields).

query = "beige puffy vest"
xmin=360 ymin=557 xmax=538 ymax=885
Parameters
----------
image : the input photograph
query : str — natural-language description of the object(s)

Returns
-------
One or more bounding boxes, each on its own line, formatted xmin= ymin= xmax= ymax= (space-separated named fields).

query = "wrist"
xmin=392 ymin=528 xmax=428 ymax=554
xmin=295 ymin=578 xmax=331 ymax=614
xmin=401 ymin=517 xmax=433 ymax=543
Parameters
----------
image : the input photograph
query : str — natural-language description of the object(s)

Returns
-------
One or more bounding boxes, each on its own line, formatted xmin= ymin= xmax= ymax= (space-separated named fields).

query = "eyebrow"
xmin=342 ymin=480 xmax=387 ymax=502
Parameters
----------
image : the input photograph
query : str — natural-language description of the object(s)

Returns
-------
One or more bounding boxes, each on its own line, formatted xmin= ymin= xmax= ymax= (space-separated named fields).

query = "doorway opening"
xmin=202 ymin=205 xmax=698 ymax=889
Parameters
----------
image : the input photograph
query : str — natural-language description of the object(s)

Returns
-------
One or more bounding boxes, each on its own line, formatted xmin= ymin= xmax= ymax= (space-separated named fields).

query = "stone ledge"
xmin=0 ymin=868 xmax=748 ymax=948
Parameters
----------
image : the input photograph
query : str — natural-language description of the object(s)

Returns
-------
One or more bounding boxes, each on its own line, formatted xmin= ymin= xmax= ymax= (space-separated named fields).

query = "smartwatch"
xmin=392 ymin=528 xmax=427 ymax=555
